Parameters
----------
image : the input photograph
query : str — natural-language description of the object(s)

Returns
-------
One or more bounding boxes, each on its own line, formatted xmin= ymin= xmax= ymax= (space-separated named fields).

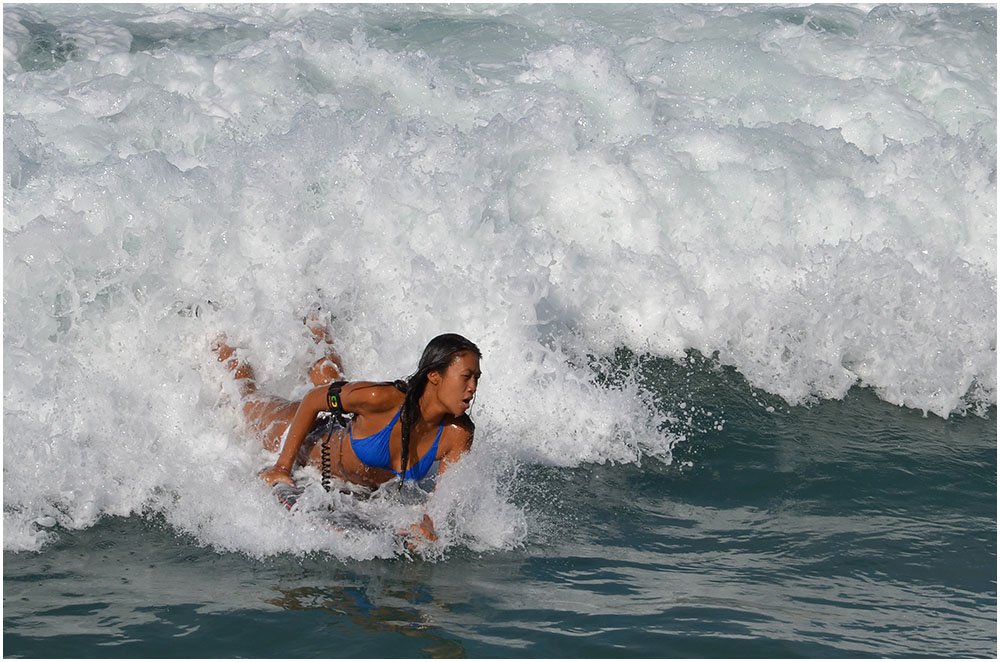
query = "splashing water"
xmin=3 ymin=4 xmax=995 ymax=557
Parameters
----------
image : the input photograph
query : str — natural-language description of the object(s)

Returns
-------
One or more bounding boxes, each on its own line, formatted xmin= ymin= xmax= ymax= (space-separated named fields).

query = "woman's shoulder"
xmin=342 ymin=381 xmax=405 ymax=414
xmin=441 ymin=414 xmax=475 ymax=450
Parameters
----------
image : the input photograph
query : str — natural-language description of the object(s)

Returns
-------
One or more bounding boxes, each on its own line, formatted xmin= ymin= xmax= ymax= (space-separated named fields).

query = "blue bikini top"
xmin=349 ymin=406 xmax=442 ymax=481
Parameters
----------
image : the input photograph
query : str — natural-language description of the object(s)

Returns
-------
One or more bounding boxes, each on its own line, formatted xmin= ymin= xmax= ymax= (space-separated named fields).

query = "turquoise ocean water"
xmin=4 ymin=4 xmax=996 ymax=658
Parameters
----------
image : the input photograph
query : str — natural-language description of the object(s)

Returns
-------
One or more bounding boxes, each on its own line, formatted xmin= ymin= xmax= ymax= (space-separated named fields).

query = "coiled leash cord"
xmin=321 ymin=381 xmax=351 ymax=492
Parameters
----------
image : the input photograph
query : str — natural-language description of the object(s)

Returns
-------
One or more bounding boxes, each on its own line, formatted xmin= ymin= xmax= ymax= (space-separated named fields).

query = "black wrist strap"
xmin=321 ymin=381 xmax=350 ymax=494
xmin=326 ymin=381 xmax=350 ymax=426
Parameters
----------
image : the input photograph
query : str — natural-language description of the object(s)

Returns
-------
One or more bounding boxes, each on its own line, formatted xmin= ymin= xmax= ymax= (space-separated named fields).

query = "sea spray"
xmin=4 ymin=4 xmax=994 ymax=556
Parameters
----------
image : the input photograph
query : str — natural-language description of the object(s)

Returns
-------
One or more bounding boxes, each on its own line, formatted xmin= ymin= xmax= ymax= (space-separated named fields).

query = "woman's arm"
xmin=258 ymin=385 xmax=330 ymax=486
xmin=258 ymin=382 xmax=401 ymax=486
xmin=405 ymin=420 xmax=475 ymax=544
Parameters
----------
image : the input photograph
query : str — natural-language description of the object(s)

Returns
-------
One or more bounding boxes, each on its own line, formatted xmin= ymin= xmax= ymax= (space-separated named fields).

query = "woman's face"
xmin=432 ymin=351 xmax=482 ymax=416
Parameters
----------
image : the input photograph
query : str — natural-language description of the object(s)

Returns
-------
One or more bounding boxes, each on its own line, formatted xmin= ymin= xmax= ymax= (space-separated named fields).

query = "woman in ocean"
xmin=213 ymin=321 xmax=482 ymax=543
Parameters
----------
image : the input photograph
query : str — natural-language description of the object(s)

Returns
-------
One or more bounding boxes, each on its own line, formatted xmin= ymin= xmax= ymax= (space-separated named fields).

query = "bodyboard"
xmin=272 ymin=481 xmax=381 ymax=534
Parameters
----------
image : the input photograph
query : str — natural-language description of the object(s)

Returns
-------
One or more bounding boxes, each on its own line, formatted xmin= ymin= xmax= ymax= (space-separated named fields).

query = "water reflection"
xmin=266 ymin=567 xmax=467 ymax=658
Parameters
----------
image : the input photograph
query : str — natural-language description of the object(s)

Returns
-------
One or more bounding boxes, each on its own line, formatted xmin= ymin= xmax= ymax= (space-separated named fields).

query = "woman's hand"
xmin=402 ymin=514 xmax=438 ymax=549
xmin=258 ymin=464 xmax=295 ymax=487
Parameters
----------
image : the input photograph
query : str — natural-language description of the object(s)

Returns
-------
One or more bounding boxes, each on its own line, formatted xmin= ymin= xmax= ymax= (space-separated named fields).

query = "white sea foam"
xmin=3 ymin=4 xmax=995 ymax=555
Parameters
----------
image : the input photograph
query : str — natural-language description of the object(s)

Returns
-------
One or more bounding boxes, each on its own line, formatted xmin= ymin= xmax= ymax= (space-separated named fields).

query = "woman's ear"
xmin=427 ymin=370 xmax=442 ymax=386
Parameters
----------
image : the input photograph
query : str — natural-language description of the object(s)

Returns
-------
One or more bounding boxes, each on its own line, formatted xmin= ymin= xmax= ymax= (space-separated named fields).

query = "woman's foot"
xmin=304 ymin=317 xmax=344 ymax=385
xmin=211 ymin=334 xmax=258 ymax=397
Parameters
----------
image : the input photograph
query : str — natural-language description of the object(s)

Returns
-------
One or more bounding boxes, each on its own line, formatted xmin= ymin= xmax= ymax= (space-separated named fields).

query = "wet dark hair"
xmin=396 ymin=333 xmax=481 ymax=484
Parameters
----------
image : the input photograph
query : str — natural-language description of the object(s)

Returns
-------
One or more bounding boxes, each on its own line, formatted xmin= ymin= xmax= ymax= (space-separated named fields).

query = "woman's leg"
xmin=212 ymin=336 xmax=299 ymax=452
xmin=305 ymin=317 xmax=345 ymax=386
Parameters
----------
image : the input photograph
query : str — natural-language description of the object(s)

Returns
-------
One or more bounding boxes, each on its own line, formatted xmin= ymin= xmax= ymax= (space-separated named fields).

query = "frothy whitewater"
xmin=3 ymin=4 xmax=995 ymax=559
